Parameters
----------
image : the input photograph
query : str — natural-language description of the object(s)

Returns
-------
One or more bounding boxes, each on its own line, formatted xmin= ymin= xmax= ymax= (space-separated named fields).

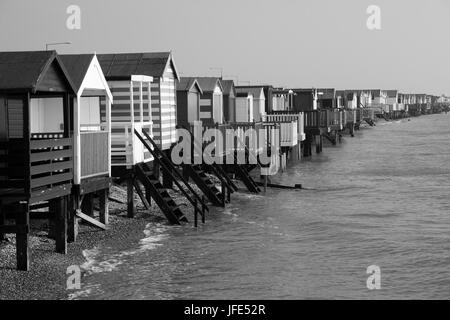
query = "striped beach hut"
xmin=196 ymin=77 xmax=224 ymax=124
xmin=176 ymin=77 xmax=203 ymax=128
xmin=236 ymin=86 xmax=266 ymax=122
xmin=98 ymin=52 xmax=180 ymax=152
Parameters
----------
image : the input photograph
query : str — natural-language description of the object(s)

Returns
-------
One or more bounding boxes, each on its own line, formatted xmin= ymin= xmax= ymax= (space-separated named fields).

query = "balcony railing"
xmin=263 ymin=112 xmax=305 ymax=145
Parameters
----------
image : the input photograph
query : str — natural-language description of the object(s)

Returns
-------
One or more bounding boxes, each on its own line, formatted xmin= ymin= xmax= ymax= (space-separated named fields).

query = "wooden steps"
xmin=234 ymin=164 xmax=261 ymax=193
xmin=135 ymin=163 xmax=187 ymax=225
xmin=183 ymin=165 xmax=224 ymax=206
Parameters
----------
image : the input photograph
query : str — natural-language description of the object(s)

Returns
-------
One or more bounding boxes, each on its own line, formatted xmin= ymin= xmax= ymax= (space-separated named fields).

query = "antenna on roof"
xmin=210 ymin=67 xmax=223 ymax=79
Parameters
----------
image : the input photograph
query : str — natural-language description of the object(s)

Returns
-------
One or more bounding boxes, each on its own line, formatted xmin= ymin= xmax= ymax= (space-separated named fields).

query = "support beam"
xmin=76 ymin=210 xmax=106 ymax=230
xmin=99 ymin=189 xmax=109 ymax=225
xmin=0 ymin=205 xmax=5 ymax=241
xmin=127 ymin=176 xmax=136 ymax=218
xmin=54 ymin=196 xmax=68 ymax=254
xmin=68 ymin=194 xmax=78 ymax=243
xmin=16 ymin=202 xmax=29 ymax=271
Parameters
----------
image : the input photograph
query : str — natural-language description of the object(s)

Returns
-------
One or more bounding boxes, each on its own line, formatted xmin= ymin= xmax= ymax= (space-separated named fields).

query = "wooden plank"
xmin=30 ymin=149 xmax=72 ymax=163
xmin=31 ymin=172 xmax=73 ymax=189
xmin=30 ymin=138 xmax=72 ymax=149
xmin=75 ymin=210 xmax=106 ymax=230
xmin=0 ymin=180 xmax=24 ymax=188
xmin=127 ymin=177 xmax=135 ymax=218
xmin=30 ymin=184 xmax=72 ymax=204
xmin=31 ymin=160 xmax=73 ymax=175
xmin=133 ymin=180 xmax=150 ymax=210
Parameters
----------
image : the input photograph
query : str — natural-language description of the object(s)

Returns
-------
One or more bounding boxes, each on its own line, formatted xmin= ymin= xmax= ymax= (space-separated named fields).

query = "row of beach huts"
xmin=0 ymin=50 xmax=448 ymax=270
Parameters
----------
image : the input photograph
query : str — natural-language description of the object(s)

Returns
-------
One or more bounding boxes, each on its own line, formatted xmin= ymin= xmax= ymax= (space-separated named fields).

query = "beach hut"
xmin=235 ymin=92 xmax=254 ymax=122
xmin=59 ymin=53 xmax=113 ymax=241
xmin=236 ymin=86 xmax=266 ymax=122
xmin=97 ymin=53 xmax=203 ymax=223
xmin=237 ymin=85 xmax=273 ymax=114
xmin=221 ymin=80 xmax=236 ymax=123
xmin=272 ymin=88 xmax=294 ymax=111
xmin=195 ymin=77 xmax=224 ymax=125
xmin=176 ymin=77 xmax=203 ymax=128
xmin=0 ymin=51 xmax=76 ymax=270
xmin=98 ymin=52 xmax=179 ymax=152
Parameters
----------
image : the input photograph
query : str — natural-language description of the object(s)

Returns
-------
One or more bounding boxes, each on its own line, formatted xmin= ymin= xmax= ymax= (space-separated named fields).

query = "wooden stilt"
xmin=0 ymin=205 xmax=5 ymax=241
xmin=16 ymin=202 xmax=29 ymax=271
xmin=54 ymin=196 xmax=67 ymax=254
xmin=68 ymin=193 xmax=79 ymax=243
xmin=99 ymin=189 xmax=109 ymax=225
xmin=48 ymin=200 xmax=56 ymax=239
xmin=127 ymin=176 xmax=135 ymax=218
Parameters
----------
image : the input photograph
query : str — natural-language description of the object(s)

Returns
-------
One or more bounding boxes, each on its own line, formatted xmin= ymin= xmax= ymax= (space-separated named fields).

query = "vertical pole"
xmin=127 ymin=173 xmax=135 ymax=218
xmin=202 ymin=196 xmax=206 ymax=224
xmin=48 ymin=200 xmax=56 ymax=239
xmin=264 ymin=175 xmax=268 ymax=193
xmin=99 ymin=189 xmax=109 ymax=225
xmin=194 ymin=199 xmax=198 ymax=228
xmin=16 ymin=202 xmax=29 ymax=271
xmin=222 ymin=180 xmax=226 ymax=207
xmin=68 ymin=192 xmax=78 ymax=243
xmin=106 ymin=95 xmax=112 ymax=178
xmin=55 ymin=196 xmax=67 ymax=254
xmin=0 ymin=205 xmax=5 ymax=241
xmin=74 ymin=94 xmax=81 ymax=185
xmin=227 ymin=184 xmax=231 ymax=202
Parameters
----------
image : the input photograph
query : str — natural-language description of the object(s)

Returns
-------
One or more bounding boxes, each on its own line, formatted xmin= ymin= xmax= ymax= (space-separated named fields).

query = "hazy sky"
xmin=0 ymin=0 xmax=449 ymax=94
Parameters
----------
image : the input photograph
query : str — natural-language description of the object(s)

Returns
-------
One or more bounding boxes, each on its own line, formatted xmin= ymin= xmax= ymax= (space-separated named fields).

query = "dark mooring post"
xmin=16 ymin=202 xmax=30 ymax=271
xmin=68 ymin=193 xmax=79 ymax=243
xmin=202 ymin=196 xmax=206 ymax=224
xmin=0 ymin=205 xmax=5 ymax=241
xmin=99 ymin=189 xmax=109 ymax=225
xmin=222 ymin=181 xmax=226 ymax=207
xmin=127 ymin=173 xmax=135 ymax=218
xmin=54 ymin=196 xmax=68 ymax=254
xmin=194 ymin=199 xmax=198 ymax=228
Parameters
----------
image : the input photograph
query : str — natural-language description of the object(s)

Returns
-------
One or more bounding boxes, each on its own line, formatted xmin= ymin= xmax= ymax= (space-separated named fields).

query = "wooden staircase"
xmin=134 ymin=129 xmax=208 ymax=225
xmin=135 ymin=163 xmax=187 ymax=224
xmin=183 ymin=165 xmax=224 ymax=206
xmin=234 ymin=163 xmax=261 ymax=193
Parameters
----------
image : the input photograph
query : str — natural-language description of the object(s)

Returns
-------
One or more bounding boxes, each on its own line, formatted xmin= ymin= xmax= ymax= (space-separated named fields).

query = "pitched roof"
xmin=220 ymin=80 xmax=235 ymax=95
xmin=97 ymin=52 xmax=179 ymax=80
xmin=59 ymin=54 xmax=95 ymax=93
xmin=236 ymin=86 xmax=265 ymax=99
xmin=195 ymin=77 xmax=223 ymax=93
xmin=177 ymin=77 xmax=203 ymax=94
xmin=0 ymin=50 xmax=75 ymax=93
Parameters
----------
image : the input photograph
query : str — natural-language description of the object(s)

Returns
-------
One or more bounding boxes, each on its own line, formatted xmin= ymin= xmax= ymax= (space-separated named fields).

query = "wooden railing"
xmin=263 ymin=112 xmax=304 ymax=145
xmin=80 ymin=131 xmax=109 ymax=179
xmin=111 ymin=122 xmax=153 ymax=167
xmin=30 ymin=135 xmax=73 ymax=192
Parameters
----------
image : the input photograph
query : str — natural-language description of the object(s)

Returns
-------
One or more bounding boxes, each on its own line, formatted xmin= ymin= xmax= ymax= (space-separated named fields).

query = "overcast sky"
xmin=0 ymin=0 xmax=449 ymax=95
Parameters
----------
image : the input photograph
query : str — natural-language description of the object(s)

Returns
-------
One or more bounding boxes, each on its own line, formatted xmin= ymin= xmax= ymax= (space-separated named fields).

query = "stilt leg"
xmin=55 ymin=196 xmax=67 ymax=254
xmin=127 ymin=176 xmax=135 ymax=218
xmin=0 ymin=205 xmax=5 ymax=241
xmin=16 ymin=202 xmax=29 ymax=271
xmin=68 ymin=193 xmax=79 ymax=243
xmin=99 ymin=189 xmax=109 ymax=225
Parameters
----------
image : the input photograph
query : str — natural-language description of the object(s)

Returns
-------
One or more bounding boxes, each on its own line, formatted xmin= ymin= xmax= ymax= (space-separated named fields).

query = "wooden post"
xmin=227 ymin=185 xmax=231 ymax=202
xmin=222 ymin=181 xmax=226 ymax=207
xmin=0 ymin=205 xmax=5 ymax=241
xmin=99 ymin=189 xmax=109 ymax=225
xmin=54 ymin=196 xmax=67 ymax=254
xmin=68 ymin=193 xmax=78 ymax=243
xmin=264 ymin=175 xmax=268 ymax=193
xmin=194 ymin=199 xmax=198 ymax=228
xmin=48 ymin=200 xmax=56 ymax=239
xmin=145 ymin=184 xmax=152 ymax=207
xmin=81 ymin=193 xmax=94 ymax=217
xmin=202 ymin=196 xmax=206 ymax=224
xmin=127 ymin=175 xmax=135 ymax=218
xmin=16 ymin=202 xmax=29 ymax=271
